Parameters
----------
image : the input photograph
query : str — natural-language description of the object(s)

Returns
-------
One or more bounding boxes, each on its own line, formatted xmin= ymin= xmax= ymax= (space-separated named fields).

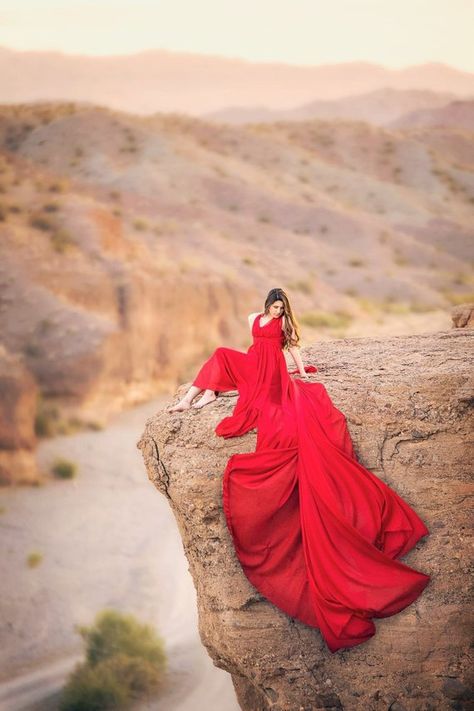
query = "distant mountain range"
xmin=205 ymin=88 xmax=473 ymax=126
xmin=390 ymin=99 xmax=474 ymax=129
xmin=1 ymin=46 xmax=473 ymax=116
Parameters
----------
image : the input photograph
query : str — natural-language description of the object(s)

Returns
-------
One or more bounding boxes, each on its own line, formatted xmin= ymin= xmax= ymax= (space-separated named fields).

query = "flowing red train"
xmin=192 ymin=312 xmax=430 ymax=653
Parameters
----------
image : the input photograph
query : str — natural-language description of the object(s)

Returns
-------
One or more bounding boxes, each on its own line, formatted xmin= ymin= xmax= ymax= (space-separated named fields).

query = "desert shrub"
xmin=343 ymin=287 xmax=358 ymax=297
xmin=383 ymin=300 xmax=411 ymax=314
xmin=300 ymin=310 xmax=353 ymax=330
xmin=29 ymin=213 xmax=55 ymax=231
xmin=27 ymin=551 xmax=43 ymax=568
xmin=23 ymin=342 xmax=42 ymax=357
xmin=37 ymin=318 xmax=53 ymax=334
xmin=355 ymin=296 xmax=380 ymax=315
xmin=441 ymin=290 xmax=474 ymax=306
xmin=409 ymin=301 xmax=434 ymax=313
xmin=289 ymin=279 xmax=313 ymax=295
xmin=0 ymin=203 xmax=6 ymax=221
xmin=80 ymin=610 xmax=166 ymax=668
xmin=43 ymin=201 xmax=60 ymax=212
xmin=49 ymin=181 xmax=66 ymax=193
xmin=60 ymin=659 xmax=129 ymax=710
xmin=35 ymin=401 xmax=60 ymax=437
xmin=52 ymin=458 xmax=77 ymax=479
xmin=59 ymin=610 xmax=167 ymax=711
xmin=392 ymin=248 xmax=409 ymax=267
xmin=60 ymin=654 xmax=163 ymax=711
xmin=451 ymin=272 xmax=473 ymax=286
xmin=347 ymin=258 xmax=365 ymax=268
xmin=242 ymin=256 xmax=255 ymax=266
xmin=50 ymin=229 xmax=74 ymax=253
xmin=86 ymin=420 xmax=104 ymax=431
xmin=133 ymin=218 xmax=147 ymax=231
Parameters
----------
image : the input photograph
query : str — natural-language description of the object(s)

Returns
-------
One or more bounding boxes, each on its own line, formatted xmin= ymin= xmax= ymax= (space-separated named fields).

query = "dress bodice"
xmin=252 ymin=312 xmax=285 ymax=348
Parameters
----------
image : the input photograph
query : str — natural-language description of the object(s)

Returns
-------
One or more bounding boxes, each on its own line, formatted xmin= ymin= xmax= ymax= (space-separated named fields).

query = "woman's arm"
xmin=288 ymin=345 xmax=306 ymax=376
xmin=282 ymin=316 xmax=306 ymax=376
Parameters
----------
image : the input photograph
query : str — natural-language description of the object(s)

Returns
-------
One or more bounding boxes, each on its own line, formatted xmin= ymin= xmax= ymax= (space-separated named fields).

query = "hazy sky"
xmin=0 ymin=0 xmax=472 ymax=71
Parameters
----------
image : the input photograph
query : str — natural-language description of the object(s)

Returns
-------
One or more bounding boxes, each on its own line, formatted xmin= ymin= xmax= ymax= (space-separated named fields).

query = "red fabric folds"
xmin=192 ymin=312 xmax=430 ymax=653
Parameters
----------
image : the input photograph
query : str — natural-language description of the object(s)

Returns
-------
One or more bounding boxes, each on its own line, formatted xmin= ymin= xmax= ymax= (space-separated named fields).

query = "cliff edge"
xmin=138 ymin=328 xmax=473 ymax=711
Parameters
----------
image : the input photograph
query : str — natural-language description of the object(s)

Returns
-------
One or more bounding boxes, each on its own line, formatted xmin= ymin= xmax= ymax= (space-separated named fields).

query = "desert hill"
xmin=205 ymin=88 xmax=460 ymax=126
xmin=390 ymin=98 xmax=474 ymax=129
xmin=0 ymin=101 xmax=473 ymax=479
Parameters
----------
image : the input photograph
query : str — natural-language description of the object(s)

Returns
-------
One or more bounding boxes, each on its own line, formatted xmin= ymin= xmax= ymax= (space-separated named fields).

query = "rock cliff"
xmin=138 ymin=328 xmax=473 ymax=711
xmin=0 ymin=345 xmax=38 ymax=484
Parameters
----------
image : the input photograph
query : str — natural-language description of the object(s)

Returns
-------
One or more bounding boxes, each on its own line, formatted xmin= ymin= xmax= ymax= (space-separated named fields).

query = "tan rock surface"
xmin=138 ymin=329 xmax=473 ymax=711
xmin=0 ymin=345 xmax=38 ymax=484
xmin=451 ymin=302 xmax=474 ymax=329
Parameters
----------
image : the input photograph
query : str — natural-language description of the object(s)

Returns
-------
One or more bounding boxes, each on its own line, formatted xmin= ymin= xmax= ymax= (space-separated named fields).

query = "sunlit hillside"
xmin=0 ymin=101 xmax=472 ymax=427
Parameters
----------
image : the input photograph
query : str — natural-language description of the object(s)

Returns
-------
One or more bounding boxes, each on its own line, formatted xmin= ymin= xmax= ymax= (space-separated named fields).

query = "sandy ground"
xmin=0 ymin=397 xmax=240 ymax=711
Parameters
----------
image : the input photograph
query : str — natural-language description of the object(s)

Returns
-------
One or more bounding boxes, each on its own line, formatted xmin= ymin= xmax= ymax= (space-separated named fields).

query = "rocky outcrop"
xmin=138 ymin=329 xmax=473 ymax=711
xmin=0 ymin=345 xmax=38 ymax=484
xmin=451 ymin=302 xmax=474 ymax=329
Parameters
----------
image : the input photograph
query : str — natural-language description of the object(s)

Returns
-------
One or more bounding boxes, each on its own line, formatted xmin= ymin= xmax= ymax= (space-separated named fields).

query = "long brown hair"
xmin=263 ymin=288 xmax=300 ymax=350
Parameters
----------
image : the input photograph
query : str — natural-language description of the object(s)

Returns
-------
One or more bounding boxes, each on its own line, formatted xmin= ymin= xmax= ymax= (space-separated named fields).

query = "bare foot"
xmin=191 ymin=393 xmax=217 ymax=409
xmin=167 ymin=399 xmax=192 ymax=412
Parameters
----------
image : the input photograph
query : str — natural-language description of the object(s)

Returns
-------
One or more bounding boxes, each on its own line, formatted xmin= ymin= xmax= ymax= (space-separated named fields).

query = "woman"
xmin=168 ymin=288 xmax=430 ymax=653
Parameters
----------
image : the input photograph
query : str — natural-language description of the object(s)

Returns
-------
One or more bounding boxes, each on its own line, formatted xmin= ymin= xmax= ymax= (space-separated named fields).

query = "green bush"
xmin=59 ymin=610 xmax=167 ymax=711
xmin=59 ymin=658 xmax=129 ymax=711
xmin=80 ymin=610 xmax=166 ymax=668
xmin=27 ymin=551 xmax=43 ymax=568
xmin=52 ymin=458 xmax=77 ymax=479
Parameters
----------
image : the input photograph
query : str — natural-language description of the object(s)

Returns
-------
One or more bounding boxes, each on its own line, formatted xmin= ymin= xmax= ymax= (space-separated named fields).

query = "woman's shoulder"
xmin=248 ymin=311 xmax=261 ymax=324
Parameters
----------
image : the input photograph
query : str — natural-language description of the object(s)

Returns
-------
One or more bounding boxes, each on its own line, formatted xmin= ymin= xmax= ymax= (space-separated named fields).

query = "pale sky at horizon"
xmin=0 ymin=0 xmax=472 ymax=72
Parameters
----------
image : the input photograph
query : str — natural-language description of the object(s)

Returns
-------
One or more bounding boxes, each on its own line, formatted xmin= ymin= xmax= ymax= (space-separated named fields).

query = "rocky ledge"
xmin=138 ymin=328 xmax=473 ymax=711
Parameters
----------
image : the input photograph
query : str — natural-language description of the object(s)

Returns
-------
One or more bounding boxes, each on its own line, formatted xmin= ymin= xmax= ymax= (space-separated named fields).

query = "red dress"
xmin=192 ymin=312 xmax=430 ymax=653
